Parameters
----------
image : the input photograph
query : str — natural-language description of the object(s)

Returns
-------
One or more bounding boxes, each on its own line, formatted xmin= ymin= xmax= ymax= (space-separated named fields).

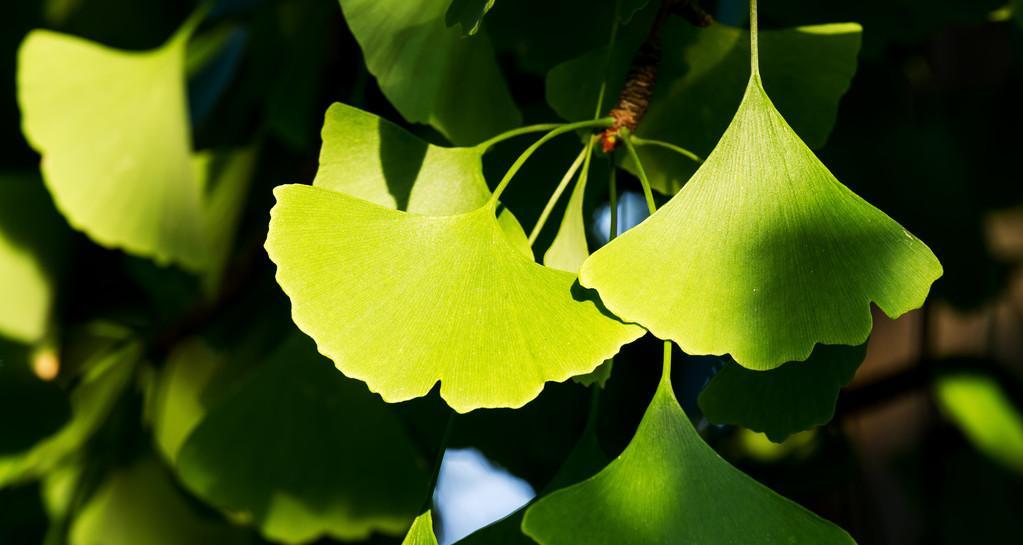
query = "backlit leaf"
xmin=521 ymin=352 xmax=856 ymax=545
xmin=17 ymin=23 xmax=205 ymax=270
xmin=401 ymin=511 xmax=438 ymax=545
xmin=446 ymin=0 xmax=496 ymax=36
xmin=267 ymin=186 xmax=643 ymax=412
xmin=699 ymin=343 xmax=867 ymax=442
xmin=0 ymin=173 xmax=67 ymax=343
xmin=580 ymin=41 xmax=941 ymax=370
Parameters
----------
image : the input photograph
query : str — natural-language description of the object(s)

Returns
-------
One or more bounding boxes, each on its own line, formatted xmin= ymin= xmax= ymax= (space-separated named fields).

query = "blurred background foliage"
xmin=1 ymin=0 xmax=1022 ymax=544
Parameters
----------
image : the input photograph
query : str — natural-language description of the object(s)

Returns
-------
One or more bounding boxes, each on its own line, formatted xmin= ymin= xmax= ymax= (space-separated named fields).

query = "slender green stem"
xmin=593 ymin=0 xmax=625 ymax=118
xmin=608 ymin=164 xmax=619 ymax=242
xmin=489 ymin=118 xmax=613 ymax=204
xmin=749 ymin=0 xmax=759 ymax=76
xmin=420 ymin=412 xmax=455 ymax=513
xmin=528 ymin=143 xmax=590 ymax=247
xmin=477 ymin=123 xmax=564 ymax=151
xmin=629 ymin=136 xmax=704 ymax=164
xmin=661 ymin=340 xmax=672 ymax=385
xmin=620 ymin=131 xmax=657 ymax=215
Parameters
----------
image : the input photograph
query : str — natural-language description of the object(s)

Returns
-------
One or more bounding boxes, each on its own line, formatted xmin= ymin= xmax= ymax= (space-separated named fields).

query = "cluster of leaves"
xmin=2 ymin=0 xmax=1023 ymax=545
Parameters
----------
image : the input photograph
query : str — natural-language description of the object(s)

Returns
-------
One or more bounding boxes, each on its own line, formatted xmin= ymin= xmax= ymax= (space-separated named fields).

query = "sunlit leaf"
xmin=401 ymin=511 xmax=438 ymax=545
xmin=935 ymin=372 xmax=1023 ymax=474
xmin=175 ymin=334 xmax=428 ymax=543
xmin=0 ymin=173 xmax=67 ymax=343
xmin=699 ymin=344 xmax=867 ymax=442
xmin=0 ymin=342 xmax=138 ymax=485
xmin=314 ymin=103 xmax=530 ymax=255
xmin=17 ymin=23 xmax=205 ymax=270
xmin=543 ymin=150 xmax=593 ymax=274
xmin=337 ymin=0 xmax=520 ymax=145
xmin=580 ymin=48 xmax=941 ymax=370
xmin=69 ymin=457 xmax=249 ymax=545
xmin=267 ymin=185 xmax=643 ymax=412
xmin=547 ymin=21 xmax=862 ymax=193
xmin=521 ymin=360 xmax=856 ymax=545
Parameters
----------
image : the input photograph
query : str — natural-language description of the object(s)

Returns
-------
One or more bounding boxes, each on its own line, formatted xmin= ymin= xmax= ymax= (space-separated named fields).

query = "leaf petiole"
xmin=476 ymin=123 xmax=565 ymax=151
xmin=528 ymin=141 xmax=592 ymax=247
xmin=628 ymin=136 xmax=704 ymax=165
xmin=620 ymin=130 xmax=657 ymax=215
xmin=489 ymin=118 xmax=614 ymax=205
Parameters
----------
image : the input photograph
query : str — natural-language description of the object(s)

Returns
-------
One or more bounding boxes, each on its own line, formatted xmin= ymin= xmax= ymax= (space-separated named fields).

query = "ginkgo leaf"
xmin=580 ymin=50 xmax=941 ymax=370
xmin=313 ymin=102 xmax=531 ymax=256
xmin=0 ymin=173 xmax=68 ymax=343
xmin=195 ymin=148 xmax=257 ymax=293
xmin=401 ymin=511 xmax=438 ymax=545
xmin=337 ymin=0 xmax=519 ymax=145
xmin=175 ymin=334 xmax=428 ymax=543
xmin=521 ymin=350 xmax=856 ymax=545
xmin=17 ymin=23 xmax=205 ymax=271
xmin=699 ymin=343 xmax=867 ymax=442
xmin=70 ymin=458 xmax=250 ymax=545
xmin=543 ymin=151 xmax=593 ymax=274
xmin=547 ymin=21 xmax=861 ymax=193
xmin=266 ymin=185 xmax=644 ymax=412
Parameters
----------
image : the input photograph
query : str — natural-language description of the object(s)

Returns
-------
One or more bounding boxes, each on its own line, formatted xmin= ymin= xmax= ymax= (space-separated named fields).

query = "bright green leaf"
xmin=699 ymin=343 xmax=867 ymax=442
xmin=266 ymin=186 xmax=643 ymax=412
xmin=401 ymin=511 xmax=438 ymax=545
xmin=446 ymin=0 xmax=496 ymax=36
xmin=175 ymin=334 xmax=428 ymax=543
xmin=543 ymin=150 xmax=593 ymax=274
xmin=0 ymin=174 xmax=67 ymax=343
xmin=547 ymin=21 xmax=862 ymax=193
xmin=17 ymin=24 xmax=205 ymax=270
xmin=521 ymin=356 xmax=856 ymax=545
xmin=337 ymin=0 xmax=520 ymax=145
xmin=935 ymin=372 xmax=1023 ymax=474
xmin=70 ymin=457 xmax=249 ymax=545
xmin=580 ymin=73 xmax=941 ymax=370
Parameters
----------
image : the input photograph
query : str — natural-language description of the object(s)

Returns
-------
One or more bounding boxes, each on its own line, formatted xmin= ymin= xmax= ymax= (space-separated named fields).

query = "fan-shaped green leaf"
xmin=266 ymin=186 xmax=643 ymax=412
xmin=314 ymin=103 xmax=531 ymax=255
xmin=337 ymin=0 xmax=520 ymax=145
xmin=547 ymin=21 xmax=861 ymax=193
xmin=580 ymin=74 xmax=941 ymax=370
xmin=70 ymin=458 xmax=249 ymax=545
xmin=175 ymin=334 xmax=428 ymax=543
xmin=402 ymin=511 xmax=439 ymax=545
xmin=17 ymin=25 xmax=204 ymax=270
xmin=699 ymin=343 xmax=867 ymax=442
xmin=0 ymin=173 xmax=68 ymax=343
xmin=543 ymin=151 xmax=593 ymax=274
xmin=521 ymin=352 xmax=856 ymax=545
